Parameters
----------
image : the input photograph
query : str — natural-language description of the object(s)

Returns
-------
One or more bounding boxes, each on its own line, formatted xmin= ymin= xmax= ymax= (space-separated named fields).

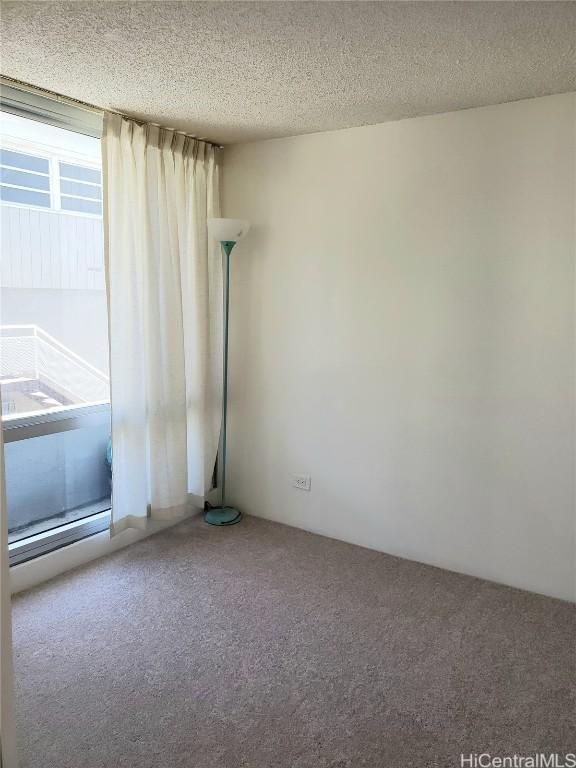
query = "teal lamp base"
xmin=204 ymin=506 xmax=242 ymax=526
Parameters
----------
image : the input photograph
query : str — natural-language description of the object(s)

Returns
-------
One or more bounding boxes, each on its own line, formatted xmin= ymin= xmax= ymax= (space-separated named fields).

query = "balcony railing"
xmin=1 ymin=325 xmax=111 ymax=560
xmin=0 ymin=324 xmax=109 ymax=413
xmin=4 ymin=401 xmax=112 ymax=564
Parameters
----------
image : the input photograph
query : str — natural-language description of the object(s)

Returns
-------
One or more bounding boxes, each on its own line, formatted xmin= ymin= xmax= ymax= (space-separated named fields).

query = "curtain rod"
xmin=0 ymin=75 xmax=224 ymax=149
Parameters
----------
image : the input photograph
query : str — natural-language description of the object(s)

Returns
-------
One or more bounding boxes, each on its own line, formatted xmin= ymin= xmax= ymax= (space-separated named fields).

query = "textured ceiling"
xmin=1 ymin=1 xmax=575 ymax=144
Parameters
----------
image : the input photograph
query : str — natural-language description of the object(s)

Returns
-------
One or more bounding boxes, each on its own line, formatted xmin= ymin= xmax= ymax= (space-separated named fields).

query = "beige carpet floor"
xmin=12 ymin=515 xmax=576 ymax=768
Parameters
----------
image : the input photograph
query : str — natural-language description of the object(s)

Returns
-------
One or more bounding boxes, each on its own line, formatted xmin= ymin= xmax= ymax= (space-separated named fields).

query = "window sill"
xmin=8 ymin=510 xmax=111 ymax=566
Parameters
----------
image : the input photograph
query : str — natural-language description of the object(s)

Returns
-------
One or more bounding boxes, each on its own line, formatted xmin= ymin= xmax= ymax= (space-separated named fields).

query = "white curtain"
xmin=102 ymin=114 xmax=223 ymax=534
xmin=0 ymin=391 xmax=18 ymax=767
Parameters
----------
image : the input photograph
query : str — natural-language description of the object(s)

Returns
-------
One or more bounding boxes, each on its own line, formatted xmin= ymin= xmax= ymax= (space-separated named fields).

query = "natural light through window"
xmin=1 ymin=109 xmax=111 ymax=550
xmin=0 ymin=112 xmax=108 ymax=417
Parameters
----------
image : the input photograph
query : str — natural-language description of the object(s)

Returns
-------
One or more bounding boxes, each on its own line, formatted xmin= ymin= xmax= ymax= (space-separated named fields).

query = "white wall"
xmin=223 ymin=93 xmax=576 ymax=602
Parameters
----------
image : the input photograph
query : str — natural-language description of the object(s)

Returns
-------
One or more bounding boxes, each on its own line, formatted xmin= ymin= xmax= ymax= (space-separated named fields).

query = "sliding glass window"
xmin=0 ymin=87 xmax=110 ymax=563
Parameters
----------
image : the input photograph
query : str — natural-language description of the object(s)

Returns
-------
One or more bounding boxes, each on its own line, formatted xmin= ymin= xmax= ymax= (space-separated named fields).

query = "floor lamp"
xmin=204 ymin=218 xmax=250 ymax=526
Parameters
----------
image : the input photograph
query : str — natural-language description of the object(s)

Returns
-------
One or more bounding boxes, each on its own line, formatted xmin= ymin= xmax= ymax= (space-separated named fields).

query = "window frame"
xmin=1 ymin=82 xmax=102 ymax=138
xmin=9 ymin=511 xmax=111 ymax=566
xmin=1 ymin=84 xmax=110 ymax=564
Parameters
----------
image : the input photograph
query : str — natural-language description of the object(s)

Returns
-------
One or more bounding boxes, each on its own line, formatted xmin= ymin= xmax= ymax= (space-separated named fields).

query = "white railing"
xmin=0 ymin=325 xmax=109 ymax=404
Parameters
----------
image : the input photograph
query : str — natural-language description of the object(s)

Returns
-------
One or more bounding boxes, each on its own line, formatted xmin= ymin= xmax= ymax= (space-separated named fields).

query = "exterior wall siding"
xmin=1 ymin=205 xmax=104 ymax=290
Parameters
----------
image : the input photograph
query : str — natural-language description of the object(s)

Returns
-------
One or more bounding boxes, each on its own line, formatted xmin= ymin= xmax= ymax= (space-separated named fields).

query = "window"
xmin=0 ymin=148 xmax=51 ymax=207
xmin=1 ymin=91 xmax=110 ymax=563
xmin=0 ymin=144 xmax=102 ymax=215
xmin=1 ymin=147 xmax=49 ymax=173
xmin=59 ymin=161 xmax=102 ymax=215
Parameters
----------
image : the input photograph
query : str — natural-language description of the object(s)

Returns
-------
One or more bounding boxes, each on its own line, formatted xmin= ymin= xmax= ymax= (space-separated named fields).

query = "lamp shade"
xmin=208 ymin=218 xmax=250 ymax=243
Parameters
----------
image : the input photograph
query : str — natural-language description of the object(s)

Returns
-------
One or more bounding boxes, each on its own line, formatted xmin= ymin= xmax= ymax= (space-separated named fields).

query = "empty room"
xmin=0 ymin=2 xmax=574 ymax=767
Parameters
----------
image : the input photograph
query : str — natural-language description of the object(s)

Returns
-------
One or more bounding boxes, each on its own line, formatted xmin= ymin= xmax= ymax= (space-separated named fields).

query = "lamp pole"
xmin=204 ymin=218 xmax=250 ymax=526
xmin=219 ymin=240 xmax=234 ymax=513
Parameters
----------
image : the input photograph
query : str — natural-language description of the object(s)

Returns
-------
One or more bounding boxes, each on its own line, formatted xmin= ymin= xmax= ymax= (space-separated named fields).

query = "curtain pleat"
xmin=102 ymin=114 xmax=222 ymax=534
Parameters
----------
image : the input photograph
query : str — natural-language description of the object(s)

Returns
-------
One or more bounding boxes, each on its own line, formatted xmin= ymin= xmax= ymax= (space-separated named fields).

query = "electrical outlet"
xmin=292 ymin=474 xmax=311 ymax=491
